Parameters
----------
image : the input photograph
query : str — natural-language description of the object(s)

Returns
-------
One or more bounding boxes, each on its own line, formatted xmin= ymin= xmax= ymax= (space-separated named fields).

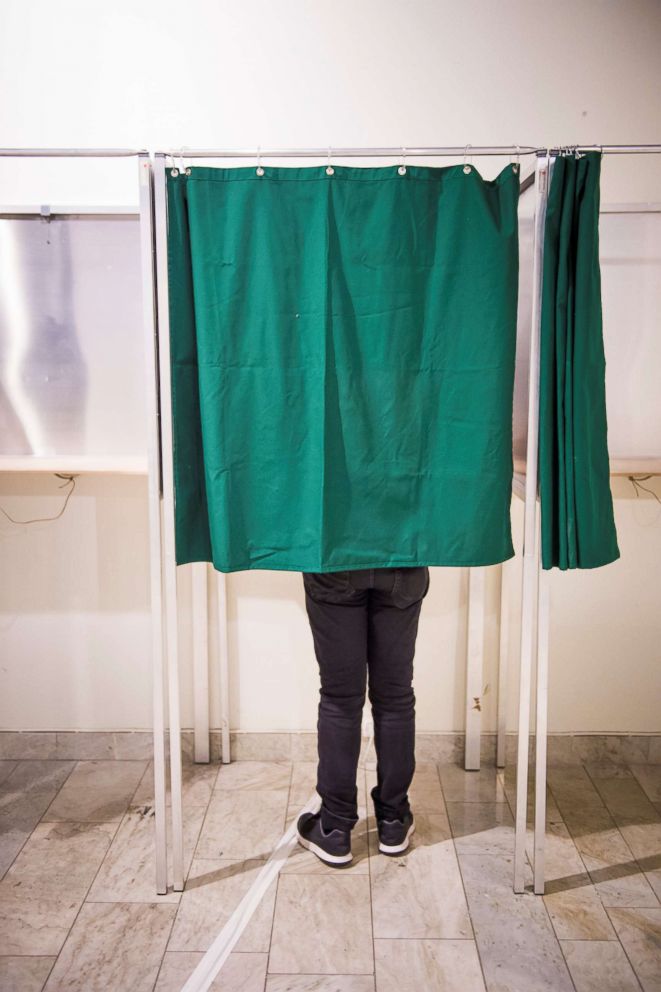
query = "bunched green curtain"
xmin=166 ymin=162 xmax=521 ymax=572
xmin=538 ymin=150 xmax=620 ymax=570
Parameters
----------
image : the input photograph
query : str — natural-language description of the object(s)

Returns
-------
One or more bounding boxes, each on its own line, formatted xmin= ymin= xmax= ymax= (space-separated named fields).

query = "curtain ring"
xmin=398 ymin=147 xmax=407 ymax=175
xmin=256 ymin=145 xmax=264 ymax=177
xmin=326 ymin=146 xmax=334 ymax=176
xmin=509 ymin=144 xmax=520 ymax=172
xmin=463 ymin=143 xmax=472 ymax=174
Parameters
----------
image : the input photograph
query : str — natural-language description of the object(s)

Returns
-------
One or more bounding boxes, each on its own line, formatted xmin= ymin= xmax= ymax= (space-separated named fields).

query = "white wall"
xmin=1 ymin=0 xmax=660 ymax=735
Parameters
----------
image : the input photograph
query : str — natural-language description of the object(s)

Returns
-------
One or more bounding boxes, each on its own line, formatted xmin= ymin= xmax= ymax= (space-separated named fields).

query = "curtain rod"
xmin=157 ymin=144 xmax=661 ymax=159
xmin=0 ymin=144 xmax=659 ymax=159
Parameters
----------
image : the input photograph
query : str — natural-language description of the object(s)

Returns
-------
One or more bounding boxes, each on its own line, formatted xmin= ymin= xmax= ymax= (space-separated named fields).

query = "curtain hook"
xmin=540 ymin=147 xmax=550 ymax=178
xmin=510 ymin=144 xmax=520 ymax=172
xmin=179 ymin=147 xmax=191 ymax=176
xmin=463 ymin=143 xmax=472 ymax=174
xmin=326 ymin=146 xmax=334 ymax=176
xmin=256 ymin=145 xmax=264 ymax=177
xmin=398 ymin=146 xmax=407 ymax=175
xmin=169 ymin=153 xmax=179 ymax=177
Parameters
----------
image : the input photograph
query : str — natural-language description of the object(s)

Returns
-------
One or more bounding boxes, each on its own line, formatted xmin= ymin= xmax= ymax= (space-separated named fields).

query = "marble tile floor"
xmin=0 ymin=756 xmax=659 ymax=992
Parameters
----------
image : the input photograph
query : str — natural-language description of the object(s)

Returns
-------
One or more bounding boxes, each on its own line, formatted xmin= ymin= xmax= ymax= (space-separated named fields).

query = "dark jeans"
xmin=302 ymin=566 xmax=430 ymax=832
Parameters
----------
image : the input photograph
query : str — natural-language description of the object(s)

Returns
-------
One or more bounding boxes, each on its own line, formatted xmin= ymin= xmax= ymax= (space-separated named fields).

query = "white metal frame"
xmin=149 ymin=144 xmax=661 ymax=897
xmin=4 ymin=143 xmax=659 ymax=899
xmin=152 ymin=154 xmax=186 ymax=890
xmin=513 ymin=152 xmax=552 ymax=892
xmin=0 ymin=149 xmax=170 ymax=896
xmin=137 ymin=153 xmax=171 ymax=895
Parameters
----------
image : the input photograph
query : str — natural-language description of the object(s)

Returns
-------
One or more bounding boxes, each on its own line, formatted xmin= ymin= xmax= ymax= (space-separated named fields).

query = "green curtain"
xmin=538 ymin=150 xmax=620 ymax=570
xmin=166 ymin=162 xmax=520 ymax=573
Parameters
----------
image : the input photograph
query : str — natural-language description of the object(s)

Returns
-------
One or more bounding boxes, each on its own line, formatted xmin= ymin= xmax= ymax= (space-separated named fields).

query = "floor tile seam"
xmin=584 ymin=764 xmax=659 ymax=818
xmin=543 ymin=765 xmax=634 ymax=905
xmin=264 ymin=758 xmax=297 ymax=983
xmin=46 ymin=818 xmax=148 ymax=991
xmin=568 ymin=767 xmax=658 ymax=888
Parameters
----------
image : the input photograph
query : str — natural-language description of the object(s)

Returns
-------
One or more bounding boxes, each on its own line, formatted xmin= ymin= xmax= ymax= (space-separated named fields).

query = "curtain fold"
xmin=166 ymin=162 xmax=521 ymax=573
xmin=538 ymin=150 xmax=620 ymax=570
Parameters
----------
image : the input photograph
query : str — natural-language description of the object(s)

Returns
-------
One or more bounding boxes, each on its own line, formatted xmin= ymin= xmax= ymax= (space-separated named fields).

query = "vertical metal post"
xmin=534 ymin=531 xmax=550 ymax=893
xmin=193 ymin=563 xmax=210 ymax=763
xmin=153 ymin=153 xmax=185 ymax=891
xmin=465 ymin=567 xmax=485 ymax=770
xmin=495 ymin=558 xmax=511 ymax=768
xmin=514 ymin=153 xmax=551 ymax=893
xmin=216 ymin=570 xmax=231 ymax=763
xmin=138 ymin=153 xmax=169 ymax=895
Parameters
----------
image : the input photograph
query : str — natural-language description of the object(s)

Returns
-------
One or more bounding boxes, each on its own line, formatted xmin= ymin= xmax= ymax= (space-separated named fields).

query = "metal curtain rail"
xmin=0 ymin=149 xmax=147 ymax=157
xmin=157 ymin=143 xmax=661 ymax=158
xmin=1 ymin=144 xmax=661 ymax=159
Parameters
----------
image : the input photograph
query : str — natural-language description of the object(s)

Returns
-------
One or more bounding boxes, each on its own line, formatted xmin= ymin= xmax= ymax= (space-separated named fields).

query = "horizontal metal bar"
xmin=537 ymin=144 xmax=661 ymax=156
xmin=0 ymin=149 xmax=147 ymax=157
xmin=0 ymin=205 xmax=139 ymax=216
xmin=157 ymin=144 xmax=661 ymax=160
xmin=156 ymin=145 xmax=539 ymax=159
xmin=0 ymin=144 xmax=659 ymax=161
xmin=600 ymin=202 xmax=661 ymax=213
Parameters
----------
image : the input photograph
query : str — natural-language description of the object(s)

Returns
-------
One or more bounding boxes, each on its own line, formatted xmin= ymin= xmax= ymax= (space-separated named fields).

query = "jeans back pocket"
xmin=302 ymin=570 xmax=353 ymax=603
xmin=391 ymin=566 xmax=430 ymax=608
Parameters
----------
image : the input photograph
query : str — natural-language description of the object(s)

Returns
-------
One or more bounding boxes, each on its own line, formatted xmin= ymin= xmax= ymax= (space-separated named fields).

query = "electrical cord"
xmin=0 ymin=473 xmax=78 ymax=524
xmin=628 ymin=474 xmax=661 ymax=504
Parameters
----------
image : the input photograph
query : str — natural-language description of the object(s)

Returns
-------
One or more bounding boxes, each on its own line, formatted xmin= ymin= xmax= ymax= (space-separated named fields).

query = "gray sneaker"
xmin=376 ymin=809 xmax=415 ymax=855
xmin=296 ymin=810 xmax=353 ymax=867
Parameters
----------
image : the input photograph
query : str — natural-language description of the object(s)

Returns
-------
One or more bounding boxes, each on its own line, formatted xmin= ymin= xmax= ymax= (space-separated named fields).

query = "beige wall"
xmin=1 ymin=0 xmax=660 ymax=734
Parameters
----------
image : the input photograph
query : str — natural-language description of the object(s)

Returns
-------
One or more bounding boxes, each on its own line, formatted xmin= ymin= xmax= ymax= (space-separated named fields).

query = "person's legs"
xmin=302 ymin=571 xmax=369 ymax=832
xmin=367 ymin=566 xmax=429 ymax=822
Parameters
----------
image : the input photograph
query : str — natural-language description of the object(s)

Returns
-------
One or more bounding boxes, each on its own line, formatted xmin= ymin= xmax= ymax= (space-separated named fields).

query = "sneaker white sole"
xmin=378 ymin=820 xmax=416 ymax=855
xmin=297 ymin=832 xmax=353 ymax=865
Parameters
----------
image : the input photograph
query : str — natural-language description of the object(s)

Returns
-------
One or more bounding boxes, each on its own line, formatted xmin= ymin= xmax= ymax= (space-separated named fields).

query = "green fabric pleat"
xmin=538 ymin=151 xmax=620 ymax=570
xmin=166 ymin=162 xmax=520 ymax=573
xmin=167 ymin=171 xmax=213 ymax=564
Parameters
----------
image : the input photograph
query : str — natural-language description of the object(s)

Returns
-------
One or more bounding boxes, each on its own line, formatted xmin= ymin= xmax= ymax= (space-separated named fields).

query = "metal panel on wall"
xmin=0 ymin=211 xmax=146 ymax=463
xmin=600 ymin=208 xmax=661 ymax=462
